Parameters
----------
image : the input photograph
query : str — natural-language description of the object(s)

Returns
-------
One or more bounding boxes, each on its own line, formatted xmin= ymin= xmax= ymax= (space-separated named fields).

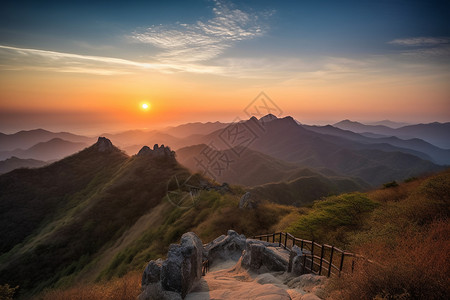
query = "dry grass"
xmin=35 ymin=271 xmax=141 ymax=300
xmin=328 ymin=220 xmax=450 ymax=300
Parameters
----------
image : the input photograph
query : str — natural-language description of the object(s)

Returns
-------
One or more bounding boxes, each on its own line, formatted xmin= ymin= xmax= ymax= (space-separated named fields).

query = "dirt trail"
xmin=185 ymin=258 xmax=325 ymax=300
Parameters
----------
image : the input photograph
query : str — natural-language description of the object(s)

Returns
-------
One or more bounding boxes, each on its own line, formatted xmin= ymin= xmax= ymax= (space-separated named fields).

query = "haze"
xmin=1 ymin=0 xmax=449 ymax=135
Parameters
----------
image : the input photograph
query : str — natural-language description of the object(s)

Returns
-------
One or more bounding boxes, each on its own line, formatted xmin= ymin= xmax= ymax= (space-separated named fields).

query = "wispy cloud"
xmin=129 ymin=0 xmax=267 ymax=63
xmin=389 ymin=37 xmax=450 ymax=46
xmin=0 ymin=45 xmax=223 ymax=75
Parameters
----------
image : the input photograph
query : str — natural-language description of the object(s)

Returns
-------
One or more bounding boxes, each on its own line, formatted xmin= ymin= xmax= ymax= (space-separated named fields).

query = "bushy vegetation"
xmin=286 ymin=193 xmax=378 ymax=246
xmin=326 ymin=170 xmax=450 ymax=299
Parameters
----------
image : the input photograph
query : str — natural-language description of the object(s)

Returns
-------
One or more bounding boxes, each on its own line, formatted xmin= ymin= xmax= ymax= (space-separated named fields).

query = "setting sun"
xmin=141 ymin=103 xmax=150 ymax=110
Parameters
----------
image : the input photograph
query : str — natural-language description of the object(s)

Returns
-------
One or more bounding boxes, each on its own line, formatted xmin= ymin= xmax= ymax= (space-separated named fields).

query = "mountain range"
xmin=0 ymin=116 xmax=448 ymax=189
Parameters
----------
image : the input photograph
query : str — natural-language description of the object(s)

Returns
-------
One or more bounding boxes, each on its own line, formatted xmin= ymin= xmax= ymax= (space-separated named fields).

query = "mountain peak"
xmin=259 ymin=114 xmax=278 ymax=123
xmin=94 ymin=137 xmax=114 ymax=152
xmin=137 ymin=144 xmax=175 ymax=158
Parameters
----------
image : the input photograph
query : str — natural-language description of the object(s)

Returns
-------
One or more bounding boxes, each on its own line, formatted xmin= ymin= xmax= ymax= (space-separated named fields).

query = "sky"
xmin=0 ymin=0 xmax=449 ymax=134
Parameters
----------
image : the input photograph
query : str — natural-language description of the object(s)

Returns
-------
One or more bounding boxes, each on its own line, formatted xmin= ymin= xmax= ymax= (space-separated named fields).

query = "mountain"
xmin=0 ymin=138 xmax=88 ymax=161
xmin=0 ymin=137 xmax=195 ymax=296
xmin=0 ymin=157 xmax=48 ymax=174
xmin=365 ymin=120 xmax=410 ymax=128
xmin=0 ymin=129 xmax=94 ymax=151
xmin=304 ymin=125 xmax=450 ymax=165
xmin=334 ymin=120 xmax=450 ymax=149
xmin=162 ymin=121 xmax=228 ymax=138
xmin=194 ymin=116 xmax=443 ymax=186
xmin=176 ymin=143 xmax=369 ymax=205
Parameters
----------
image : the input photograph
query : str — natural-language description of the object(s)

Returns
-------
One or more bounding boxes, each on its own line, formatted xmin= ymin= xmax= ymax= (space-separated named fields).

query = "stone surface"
xmin=95 ymin=137 xmax=114 ymax=152
xmin=137 ymin=144 xmax=175 ymax=158
xmin=160 ymin=232 xmax=203 ymax=298
xmin=204 ymin=230 xmax=246 ymax=265
xmin=289 ymin=245 xmax=312 ymax=276
xmin=242 ymin=239 xmax=289 ymax=273
xmin=142 ymin=258 xmax=164 ymax=286
xmin=238 ymin=192 xmax=254 ymax=209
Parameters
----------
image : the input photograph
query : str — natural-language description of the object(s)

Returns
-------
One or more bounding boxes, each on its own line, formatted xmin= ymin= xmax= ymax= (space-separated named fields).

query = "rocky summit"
xmin=137 ymin=144 xmax=175 ymax=159
xmin=94 ymin=137 xmax=115 ymax=152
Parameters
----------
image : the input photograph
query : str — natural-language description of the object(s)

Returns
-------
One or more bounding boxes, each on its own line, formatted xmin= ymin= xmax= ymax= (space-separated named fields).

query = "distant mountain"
xmin=162 ymin=121 xmax=228 ymax=138
xmin=334 ymin=120 xmax=450 ymax=149
xmin=0 ymin=138 xmax=88 ymax=161
xmin=0 ymin=129 xmax=94 ymax=151
xmin=176 ymin=144 xmax=369 ymax=191
xmin=365 ymin=120 xmax=410 ymax=128
xmin=304 ymin=125 xmax=450 ymax=165
xmin=0 ymin=156 xmax=48 ymax=174
xmin=194 ymin=116 xmax=442 ymax=186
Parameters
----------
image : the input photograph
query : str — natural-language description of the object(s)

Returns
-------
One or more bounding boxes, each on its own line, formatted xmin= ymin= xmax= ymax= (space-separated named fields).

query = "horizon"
xmin=1 ymin=0 xmax=449 ymax=135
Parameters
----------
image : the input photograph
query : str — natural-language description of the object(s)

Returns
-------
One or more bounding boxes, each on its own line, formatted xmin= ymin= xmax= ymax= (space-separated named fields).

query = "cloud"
xmin=0 ymin=45 xmax=224 ymax=75
xmin=389 ymin=37 xmax=450 ymax=46
xmin=129 ymin=0 xmax=266 ymax=63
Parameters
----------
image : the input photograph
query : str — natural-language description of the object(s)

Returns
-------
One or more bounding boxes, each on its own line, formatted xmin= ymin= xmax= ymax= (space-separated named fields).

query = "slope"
xmin=0 ymin=138 xmax=193 ymax=297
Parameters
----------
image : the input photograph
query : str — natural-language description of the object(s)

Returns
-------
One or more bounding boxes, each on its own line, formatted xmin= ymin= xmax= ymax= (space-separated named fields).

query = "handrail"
xmin=252 ymin=232 xmax=360 ymax=277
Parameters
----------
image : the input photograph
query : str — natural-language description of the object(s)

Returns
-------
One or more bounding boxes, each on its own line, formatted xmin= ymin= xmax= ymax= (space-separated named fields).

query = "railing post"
xmin=339 ymin=253 xmax=345 ymax=277
xmin=328 ymin=246 xmax=334 ymax=277
xmin=279 ymin=232 xmax=282 ymax=247
xmin=300 ymin=240 xmax=304 ymax=251
xmin=319 ymin=245 xmax=325 ymax=275
xmin=284 ymin=232 xmax=288 ymax=249
xmin=272 ymin=233 xmax=275 ymax=243
xmin=311 ymin=241 xmax=314 ymax=273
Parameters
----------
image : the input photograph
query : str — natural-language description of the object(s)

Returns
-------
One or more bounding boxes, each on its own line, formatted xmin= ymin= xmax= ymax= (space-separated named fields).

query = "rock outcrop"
xmin=141 ymin=232 xmax=203 ymax=299
xmin=94 ymin=137 xmax=114 ymax=152
xmin=288 ymin=245 xmax=313 ymax=275
xmin=137 ymin=144 xmax=175 ymax=159
xmin=241 ymin=239 xmax=289 ymax=273
xmin=239 ymin=192 xmax=256 ymax=209
xmin=204 ymin=230 xmax=246 ymax=264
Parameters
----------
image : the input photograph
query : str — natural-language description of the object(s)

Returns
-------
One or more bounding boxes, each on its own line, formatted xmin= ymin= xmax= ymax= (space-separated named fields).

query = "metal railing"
xmin=201 ymin=259 xmax=209 ymax=276
xmin=252 ymin=232 xmax=358 ymax=277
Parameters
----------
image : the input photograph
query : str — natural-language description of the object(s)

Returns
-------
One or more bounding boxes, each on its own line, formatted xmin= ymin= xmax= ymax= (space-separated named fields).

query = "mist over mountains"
xmin=0 ymin=115 xmax=448 ymax=186
xmin=0 ymin=115 xmax=449 ymax=297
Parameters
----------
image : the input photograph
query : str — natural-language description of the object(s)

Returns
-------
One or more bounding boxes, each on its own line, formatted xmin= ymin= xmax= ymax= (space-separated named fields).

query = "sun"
xmin=141 ymin=103 xmax=150 ymax=110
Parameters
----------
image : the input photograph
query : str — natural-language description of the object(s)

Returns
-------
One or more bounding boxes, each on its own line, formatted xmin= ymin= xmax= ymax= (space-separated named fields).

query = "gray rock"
xmin=238 ymin=192 xmax=254 ymax=209
xmin=289 ymin=245 xmax=312 ymax=276
xmin=142 ymin=258 xmax=164 ymax=286
xmin=160 ymin=232 xmax=203 ymax=298
xmin=241 ymin=239 xmax=289 ymax=273
xmin=204 ymin=230 xmax=246 ymax=265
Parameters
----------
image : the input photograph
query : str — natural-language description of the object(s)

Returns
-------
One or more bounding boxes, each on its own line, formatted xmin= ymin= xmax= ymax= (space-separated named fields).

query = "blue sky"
xmin=0 ymin=0 xmax=449 ymax=133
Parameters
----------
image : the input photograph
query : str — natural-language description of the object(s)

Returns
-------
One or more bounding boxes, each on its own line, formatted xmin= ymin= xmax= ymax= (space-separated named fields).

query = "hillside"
xmin=0 ymin=138 xmax=194 ymax=297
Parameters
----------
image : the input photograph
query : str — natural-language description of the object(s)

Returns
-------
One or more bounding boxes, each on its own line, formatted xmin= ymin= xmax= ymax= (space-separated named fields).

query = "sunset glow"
xmin=0 ymin=1 xmax=448 ymax=134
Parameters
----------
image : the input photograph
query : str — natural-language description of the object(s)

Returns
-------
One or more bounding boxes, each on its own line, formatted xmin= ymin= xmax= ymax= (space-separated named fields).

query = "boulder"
xmin=241 ymin=239 xmax=289 ymax=273
xmin=141 ymin=232 xmax=203 ymax=299
xmin=288 ymin=245 xmax=312 ymax=276
xmin=160 ymin=232 xmax=203 ymax=298
xmin=137 ymin=144 xmax=175 ymax=158
xmin=204 ymin=230 xmax=246 ymax=265
xmin=142 ymin=258 xmax=164 ymax=286
xmin=239 ymin=192 xmax=255 ymax=209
